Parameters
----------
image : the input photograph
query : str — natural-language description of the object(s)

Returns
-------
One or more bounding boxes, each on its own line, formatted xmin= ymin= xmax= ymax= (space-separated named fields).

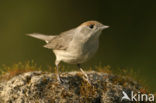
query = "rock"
xmin=0 ymin=71 xmax=142 ymax=103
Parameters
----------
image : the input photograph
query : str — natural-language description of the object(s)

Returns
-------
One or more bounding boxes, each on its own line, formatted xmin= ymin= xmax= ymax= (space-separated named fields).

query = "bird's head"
xmin=76 ymin=21 xmax=109 ymax=39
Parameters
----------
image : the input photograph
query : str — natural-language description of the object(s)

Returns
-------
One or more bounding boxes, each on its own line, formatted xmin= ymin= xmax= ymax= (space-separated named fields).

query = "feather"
xmin=44 ymin=28 xmax=75 ymax=50
xmin=26 ymin=33 xmax=55 ymax=43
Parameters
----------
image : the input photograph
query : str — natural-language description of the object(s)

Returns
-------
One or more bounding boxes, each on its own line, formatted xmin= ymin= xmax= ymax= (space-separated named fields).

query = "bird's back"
xmin=44 ymin=28 xmax=75 ymax=50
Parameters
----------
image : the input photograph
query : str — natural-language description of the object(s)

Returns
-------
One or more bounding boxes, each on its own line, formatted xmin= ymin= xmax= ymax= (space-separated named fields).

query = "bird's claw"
xmin=80 ymin=68 xmax=91 ymax=85
xmin=57 ymin=74 xmax=63 ymax=83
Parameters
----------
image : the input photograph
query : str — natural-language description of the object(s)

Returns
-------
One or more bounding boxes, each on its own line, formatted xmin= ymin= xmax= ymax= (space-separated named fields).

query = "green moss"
xmin=0 ymin=61 xmax=152 ymax=93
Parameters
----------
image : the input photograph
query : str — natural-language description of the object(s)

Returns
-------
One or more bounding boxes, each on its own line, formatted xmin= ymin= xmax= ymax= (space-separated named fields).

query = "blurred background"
xmin=0 ymin=0 xmax=155 ymax=91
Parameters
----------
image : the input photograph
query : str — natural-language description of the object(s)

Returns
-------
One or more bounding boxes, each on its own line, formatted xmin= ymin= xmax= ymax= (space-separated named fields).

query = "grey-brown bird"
xmin=27 ymin=20 xmax=109 ymax=83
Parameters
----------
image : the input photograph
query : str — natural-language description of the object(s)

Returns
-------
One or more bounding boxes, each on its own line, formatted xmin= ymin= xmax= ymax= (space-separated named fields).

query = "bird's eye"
xmin=89 ymin=24 xmax=94 ymax=29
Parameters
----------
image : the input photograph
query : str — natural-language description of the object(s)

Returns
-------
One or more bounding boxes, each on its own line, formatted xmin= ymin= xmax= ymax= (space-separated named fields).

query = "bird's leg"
xmin=77 ymin=64 xmax=91 ymax=84
xmin=56 ymin=64 xmax=61 ymax=83
xmin=55 ymin=61 xmax=62 ymax=83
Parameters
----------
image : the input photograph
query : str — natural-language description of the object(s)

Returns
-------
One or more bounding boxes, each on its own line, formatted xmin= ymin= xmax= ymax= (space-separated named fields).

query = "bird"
xmin=27 ymin=20 xmax=109 ymax=83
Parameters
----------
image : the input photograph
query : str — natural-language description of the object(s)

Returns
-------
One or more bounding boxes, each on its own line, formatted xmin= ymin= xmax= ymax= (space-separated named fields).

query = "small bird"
xmin=27 ymin=20 xmax=109 ymax=83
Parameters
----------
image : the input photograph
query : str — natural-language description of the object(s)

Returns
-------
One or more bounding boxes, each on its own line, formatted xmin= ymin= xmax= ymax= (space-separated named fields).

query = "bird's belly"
xmin=53 ymin=41 xmax=98 ymax=64
xmin=53 ymin=50 xmax=82 ymax=64
xmin=61 ymin=52 xmax=97 ymax=64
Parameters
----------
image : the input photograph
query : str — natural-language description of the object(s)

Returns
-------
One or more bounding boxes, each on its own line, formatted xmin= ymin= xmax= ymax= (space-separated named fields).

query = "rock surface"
xmin=0 ymin=71 xmax=142 ymax=103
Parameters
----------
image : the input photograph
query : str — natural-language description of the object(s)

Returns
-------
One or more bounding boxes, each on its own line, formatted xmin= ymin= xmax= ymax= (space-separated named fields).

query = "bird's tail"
xmin=26 ymin=33 xmax=56 ymax=43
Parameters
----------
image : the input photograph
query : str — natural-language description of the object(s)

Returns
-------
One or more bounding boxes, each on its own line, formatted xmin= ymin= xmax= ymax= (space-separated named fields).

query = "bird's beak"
xmin=101 ymin=25 xmax=109 ymax=30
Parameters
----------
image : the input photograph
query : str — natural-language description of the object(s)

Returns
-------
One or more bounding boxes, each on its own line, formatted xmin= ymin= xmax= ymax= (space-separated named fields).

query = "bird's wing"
xmin=44 ymin=28 xmax=75 ymax=50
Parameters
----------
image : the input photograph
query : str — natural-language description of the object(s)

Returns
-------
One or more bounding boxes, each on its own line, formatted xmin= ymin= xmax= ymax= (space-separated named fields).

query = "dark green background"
xmin=0 ymin=1 xmax=155 ymax=91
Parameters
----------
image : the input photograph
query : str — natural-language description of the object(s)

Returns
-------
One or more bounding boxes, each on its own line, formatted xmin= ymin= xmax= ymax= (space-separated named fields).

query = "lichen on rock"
xmin=0 ymin=71 xmax=143 ymax=103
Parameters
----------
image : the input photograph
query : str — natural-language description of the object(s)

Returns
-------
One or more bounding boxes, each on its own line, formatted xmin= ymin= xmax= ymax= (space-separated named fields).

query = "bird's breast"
xmin=67 ymin=38 xmax=99 ymax=63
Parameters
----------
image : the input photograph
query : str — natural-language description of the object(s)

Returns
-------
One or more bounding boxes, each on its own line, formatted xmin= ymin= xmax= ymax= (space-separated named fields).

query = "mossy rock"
xmin=0 ymin=71 xmax=147 ymax=103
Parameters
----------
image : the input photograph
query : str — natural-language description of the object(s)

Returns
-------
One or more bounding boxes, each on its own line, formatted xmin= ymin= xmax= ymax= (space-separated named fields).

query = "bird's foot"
xmin=56 ymin=74 xmax=64 ymax=84
xmin=80 ymin=68 xmax=91 ymax=85
xmin=57 ymin=74 xmax=61 ymax=83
